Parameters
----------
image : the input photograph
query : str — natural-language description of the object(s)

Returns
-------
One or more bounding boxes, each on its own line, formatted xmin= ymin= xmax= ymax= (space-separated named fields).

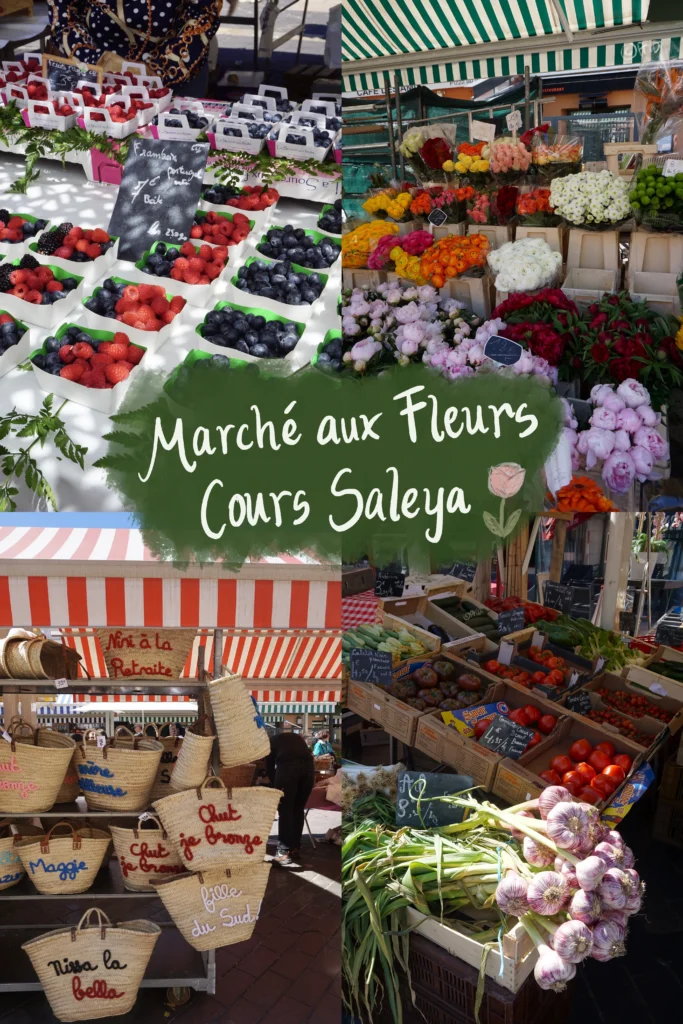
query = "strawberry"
xmin=105 ymin=363 xmax=131 ymax=385
xmin=59 ymin=364 xmax=84 ymax=381
xmin=58 ymin=344 xmax=75 ymax=364
xmin=68 ymin=226 xmax=84 ymax=240
xmin=127 ymin=344 xmax=144 ymax=364
xmin=86 ymin=244 xmax=101 ymax=259
xmin=106 ymin=342 xmax=129 ymax=361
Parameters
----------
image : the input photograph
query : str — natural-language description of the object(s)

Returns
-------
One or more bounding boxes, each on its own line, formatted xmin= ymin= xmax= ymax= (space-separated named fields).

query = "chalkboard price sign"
xmin=450 ymin=562 xmax=477 ymax=582
xmin=428 ymin=208 xmax=448 ymax=227
xmin=497 ymin=606 xmax=526 ymax=636
xmin=42 ymin=55 xmax=102 ymax=92
xmin=543 ymin=581 xmax=574 ymax=615
xmin=107 ymin=138 xmax=210 ymax=261
xmin=396 ymin=770 xmax=474 ymax=828
xmin=478 ymin=714 xmax=534 ymax=759
xmin=484 ymin=335 xmax=524 ymax=366
xmin=349 ymin=648 xmax=393 ymax=687
xmin=655 ymin=620 xmax=683 ymax=648
xmin=374 ymin=570 xmax=405 ymax=598
xmin=565 ymin=689 xmax=592 ymax=715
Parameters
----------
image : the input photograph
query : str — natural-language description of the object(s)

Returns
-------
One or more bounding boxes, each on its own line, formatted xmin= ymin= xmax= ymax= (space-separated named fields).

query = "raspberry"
xmin=213 ymin=234 xmax=230 ymax=247
xmin=75 ymin=238 xmax=90 ymax=253
xmin=69 ymin=226 xmax=85 ymax=240
xmin=123 ymin=285 xmax=139 ymax=301
xmin=106 ymin=342 xmax=129 ymax=361
xmin=105 ymin=363 xmax=131 ymax=385
xmin=135 ymin=305 xmax=157 ymax=324
xmin=113 ymin=332 xmax=130 ymax=346
xmin=25 ymin=289 xmax=42 ymax=304
xmin=180 ymin=241 xmax=195 ymax=257
xmin=117 ymin=360 xmax=134 ymax=372
xmin=173 ymin=257 xmax=189 ymax=271
xmin=162 ymin=310 xmax=177 ymax=324
xmin=54 ymin=246 xmax=74 ymax=259
xmin=137 ymin=284 xmax=157 ymax=303
xmin=198 ymin=275 xmax=210 ymax=285
xmin=170 ymin=267 xmax=184 ymax=280
xmin=0 ymin=314 xmax=13 ymax=324
xmin=72 ymin=342 xmax=94 ymax=359
xmin=9 ymin=269 xmax=26 ymax=285
xmin=183 ymin=269 xmax=200 ymax=285
xmin=151 ymin=295 xmax=169 ymax=315
xmin=86 ymin=244 xmax=101 ymax=259
xmin=116 ymin=297 xmax=140 ymax=313
xmin=188 ymin=257 xmax=204 ymax=273
xmin=11 ymin=284 xmax=28 ymax=298
xmin=205 ymin=263 xmax=222 ymax=280
xmin=36 ymin=266 xmax=53 ymax=281
xmin=92 ymin=228 xmax=110 ymax=243
xmin=81 ymin=369 xmax=107 ymax=389
xmin=90 ymin=352 xmax=114 ymax=366
xmin=46 ymin=280 xmax=63 ymax=292
xmin=121 ymin=310 xmax=139 ymax=327
xmin=59 ymin=364 xmax=84 ymax=381
xmin=58 ymin=344 xmax=75 ymax=364
xmin=127 ymin=344 xmax=144 ymax=364
xmin=169 ymin=295 xmax=185 ymax=313
xmin=190 ymin=225 xmax=203 ymax=238
xmin=73 ymin=357 xmax=91 ymax=371
xmin=24 ymin=274 xmax=40 ymax=291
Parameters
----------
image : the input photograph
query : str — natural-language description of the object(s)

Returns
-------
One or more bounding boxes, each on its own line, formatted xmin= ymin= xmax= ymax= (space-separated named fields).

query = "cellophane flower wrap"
xmin=516 ymin=187 xmax=561 ymax=226
xmin=466 ymin=187 xmax=518 ymax=226
xmin=487 ymin=237 xmax=562 ymax=293
xmin=488 ymin=136 xmax=532 ymax=184
xmin=629 ymin=162 xmax=683 ymax=232
xmin=432 ymin=185 xmax=473 ymax=222
xmin=454 ymin=140 xmax=490 ymax=185
xmin=636 ymin=60 xmax=683 ymax=143
xmin=531 ymin=134 xmax=583 ymax=181
xmin=550 ymin=171 xmax=630 ymax=229
xmin=342 ymin=221 xmax=399 ymax=268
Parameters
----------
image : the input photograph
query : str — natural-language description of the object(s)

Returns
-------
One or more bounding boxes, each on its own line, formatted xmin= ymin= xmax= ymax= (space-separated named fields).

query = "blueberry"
xmin=61 ymin=278 xmax=78 ymax=292
xmin=33 ymin=353 xmax=45 ymax=368
xmin=210 ymin=354 xmax=231 ymax=367
xmin=250 ymin=343 xmax=270 ymax=358
xmin=84 ymin=298 xmax=98 ymax=312
xmin=102 ymin=278 xmax=117 ymax=292
xmin=280 ymin=333 xmax=298 ymax=353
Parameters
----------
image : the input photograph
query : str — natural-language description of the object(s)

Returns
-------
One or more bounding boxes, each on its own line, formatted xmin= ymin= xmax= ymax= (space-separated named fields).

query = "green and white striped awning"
xmin=259 ymin=703 xmax=338 ymax=714
xmin=342 ymin=1 xmax=682 ymax=92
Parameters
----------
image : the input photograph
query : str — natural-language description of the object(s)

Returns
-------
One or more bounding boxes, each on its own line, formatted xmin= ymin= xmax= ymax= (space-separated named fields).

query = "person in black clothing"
xmin=266 ymin=722 xmax=314 ymax=867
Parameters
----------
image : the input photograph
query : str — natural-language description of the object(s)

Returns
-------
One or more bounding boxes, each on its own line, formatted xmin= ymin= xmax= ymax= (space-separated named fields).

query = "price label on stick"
xmin=498 ymin=641 xmax=514 ymax=666
xmin=506 ymin=110 xmax=523 ymax=132
xmin=97 ymin=735 xmax=107 ymax=749
xmin=374 ymin=570 xmax=405 ymax=598
xmin=663 ymin=158 xmax=683 ymax=177
xmin=54 ymin=678 xmax=68 ymax=690
xmin=428 ymin=208 xmax=448 ymax=228
xmin=478 ymin=715 xmax=534 ymax=759
xmin=565 ymin=689 xmax=592 ymax=715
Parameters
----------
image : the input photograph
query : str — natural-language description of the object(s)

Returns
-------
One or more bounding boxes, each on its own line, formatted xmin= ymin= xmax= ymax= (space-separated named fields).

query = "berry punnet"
xmin=200 ymin=306 xmax=300 ymax=359
xmin=36 ymin=224 xmax=114 ymax=262
xmin=219 ymin=120 xmax=270 ymax=140
xmin=0 ymin=213 xmax=48 ymax=244
xmin=0 ymin=312 xmax=27 ymax=353
xmin=201 ymin=184 xmax=279 ymax=212
xmin=139 ymin=240 xmax=228 ymax=285
xmin=234 ymin=259 xmax=325 ymax=305
xmin=256 ymin=225 xmax=340 ymax=269
xmin=153 ymin=106 xmax=209 ymax=129
xmin=33 ymin=327 xmax=144 ymax=386
xmin=0 ymin=257 xmax=78 ymax=305
xmin=317 ymin=199 xmax=342 ymax=234
xmin=191 ymin=210 xmax=251 ymax=247
xmin=84 ymin=279 xmax=186 ymax=331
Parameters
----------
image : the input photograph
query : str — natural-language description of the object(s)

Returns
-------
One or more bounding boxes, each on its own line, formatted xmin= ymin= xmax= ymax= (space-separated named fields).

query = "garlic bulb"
xmin=576 ymin=855 xmax=607 ymax=891
xmin=523 ymin=835 xmax=555 ymax=867
xmin=570 ymin=888 xmax=602 ymax=925
xmin=546 ymin=801 xmax=589 ymax=851
xmin=591 ymin=918 xmax=626 ymax=961
xmin=597 ymin=868 xmax=631 ymax=910
xmin=534 ymin=949 xmax=576 ymax=991
xmin=554 ymin=855 xmax=579 ymax=891
xmin=538 ymin=785 xmax=571 ymax=820
xmin=527 ymin=871 xmax=569 ymax=916
xmin=495 ymin=873 xmax=529 ymax=918
xmin=551 ymin=919 xmax=594 ymax=963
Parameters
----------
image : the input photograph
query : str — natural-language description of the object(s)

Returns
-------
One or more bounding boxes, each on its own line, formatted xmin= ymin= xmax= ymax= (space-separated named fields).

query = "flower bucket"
xmin=22 ymin=908 xmax=161 ymax=1022
xmin=153 ymin=776 xmax=281 ymax=872
xmin=0 ymin=719 xmax=76 ymax=814
xmin=77 ymin=728 xmax=163 ymax=812
xmin=169 ymin=716 xmax=216 ymax=792
xmin=16 ymin=821 xmax=111 ymax=895
xmin=110 ymin=812 xmax=184 ymax=892
xmin=208 ymin=674 xmax=271 ymax=767
xmin=153 ymin=863 xmax=270 ymax=950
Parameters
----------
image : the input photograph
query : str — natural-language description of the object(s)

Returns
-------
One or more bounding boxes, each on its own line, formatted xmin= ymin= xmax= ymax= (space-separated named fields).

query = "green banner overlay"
xmin=96 ymin=365 xmax=564 ymax=564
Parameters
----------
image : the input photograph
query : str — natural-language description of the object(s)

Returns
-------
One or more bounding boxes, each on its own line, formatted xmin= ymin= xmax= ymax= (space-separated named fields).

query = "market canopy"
xmin=342 ymin=0 xmax=682 ymax=92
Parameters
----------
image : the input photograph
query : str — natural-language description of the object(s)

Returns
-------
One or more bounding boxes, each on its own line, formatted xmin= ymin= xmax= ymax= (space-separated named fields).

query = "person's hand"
xmin=98 ymin=51 xmax=126 ymax=74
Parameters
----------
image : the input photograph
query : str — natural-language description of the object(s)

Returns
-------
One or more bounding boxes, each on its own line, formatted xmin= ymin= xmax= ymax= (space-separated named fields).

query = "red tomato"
xmin=574 ymin=761 xmax=596 ymax=784
xmin=484 ymin=660 xmax=501 ymax=674
xmin=588 ymin=749 xmax=611 ymax=773
xmin=612 ymin=753 xmax=632 ymax=774
xmin=537 ymin=714 xmax=557 ymax=735
xmin=473 ymin=719 xmax=490 ymax=740
xmin=591 ymin=773 xmax=617 ymax=798
xmin=562 ymin=770 xmax=583 ymax=796
xmin=523 ymin=705 xmax=541 ymax=724
xmin=579 ymin=786 xmax=601 ymax=805
xmin=539 ymin=769 xmax=562 ymax=786
xmin=550 ymin=755 xmax=574 ymax=776
xmin=509 ymin=708 xmax=531 ymax=727
xmin=524 ymin=730 xmax=542 ymax=750
xmin=595 ymin=741 xmax=616 ymax=759
xmin=531 ymin=671 xmax=547 ymax=685
xmin=569 ymin=738 xmax=592 ymax=762
xmin=603 ymin=764 xmax=626 ymax=785
xmin=547 ymin=669 xmax=565 ymax=685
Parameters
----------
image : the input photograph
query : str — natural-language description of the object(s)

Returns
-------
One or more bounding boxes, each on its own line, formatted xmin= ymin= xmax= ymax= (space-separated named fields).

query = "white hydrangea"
xmin=550 ymin=170 xmax=630 ymax=225
xmin=487 ymin=237 xmax=562 ymax=292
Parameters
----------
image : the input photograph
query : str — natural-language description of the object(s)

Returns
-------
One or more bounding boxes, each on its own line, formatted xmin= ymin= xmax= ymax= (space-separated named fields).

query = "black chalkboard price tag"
xmin=428 ymin=208 xmax=448 ymax=227
xmin=450 ymin=562 xmax=477 ymax=582
xmin=349 ymin=648 xmax=393 ymax=687
xmin=42 ymin=55 xmax=102 ymax=92
xmin=396 ymin=770 xmax=474 ymax=828
xmin=107 ymin=138 xmax=210 ymax=262
xmin=565 ymin=689 xmax=592 ymax=715
xmin=484 ymin=335 xmax=524 ymax=366
xmin=374 ymin=570 xmax=405 ymax=598
xmin=655 ymin=620 xmax=683 ymax=648
xmin=478 ymin=715 xmax=534 ymax=759
xmin=497 ymin=606 xmax=526 ymax=636
xmin=543 ymin=581 xmax=573 ymax=615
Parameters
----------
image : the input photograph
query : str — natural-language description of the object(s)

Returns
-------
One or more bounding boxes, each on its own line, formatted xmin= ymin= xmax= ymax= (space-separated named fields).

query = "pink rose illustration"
xmin=484 ymin=463 xmax=526 ymax=538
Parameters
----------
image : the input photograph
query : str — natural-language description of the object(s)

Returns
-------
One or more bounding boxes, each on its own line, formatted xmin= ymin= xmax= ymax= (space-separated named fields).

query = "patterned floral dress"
xmin=46 ymin=0 xmax=222 ymax=87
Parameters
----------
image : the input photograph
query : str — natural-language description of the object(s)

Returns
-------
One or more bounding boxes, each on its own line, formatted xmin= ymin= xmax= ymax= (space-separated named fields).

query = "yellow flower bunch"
xmin=342 ymin=221 xmax=399 ymax=267
xmin=362 ymin=188 xmax=399 ymax=214
xmin=676 ymin=317 xmax=683 ymax=350
xmin=454 ymin=153 xmax=490 ymax=174
xmin=386 ymin=193 xmax=412 ymax=219
xmin=390 ymin=246 xmax=427 ymax=284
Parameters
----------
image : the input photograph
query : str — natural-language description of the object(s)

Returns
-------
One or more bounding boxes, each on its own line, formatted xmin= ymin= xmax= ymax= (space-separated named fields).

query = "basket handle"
xmin=41 ymin=820 xmax=81 ymax=853
xmin=197 ymin=868 xmax=232 ymax=885
xmin=133 ymin=812 xmax=167 ymax=839
xmin=72 ymin=907 xmax=112 ymax=941
xmin=192 ymin=714 xmax=215 ymax=738
xmin=113 ymin=725 xmax=135 ymax=743
xmin=196 ymin=775 xmax=226 ymax=799
xmin=6 ymin=717 xmax=35 ymax=751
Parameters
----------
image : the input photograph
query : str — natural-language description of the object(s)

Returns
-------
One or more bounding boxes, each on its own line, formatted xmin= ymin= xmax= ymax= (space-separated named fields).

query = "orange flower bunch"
xmin=457 ymin=141 xmax=486 ymax=157
xmin=420 ymin=234 xmax=490 ymax=288
xmin=455 ymin=185 xmax=475 ymax=201
xmin=517 ymin=187 xmax=553 ymax=216
xmin=547 ymin=476 xmax=617 ymax=514
xmin=410 ymin=191 xmax=433 ymax=216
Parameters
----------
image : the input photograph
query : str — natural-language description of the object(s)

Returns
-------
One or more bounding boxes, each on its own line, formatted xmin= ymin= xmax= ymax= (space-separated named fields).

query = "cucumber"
xmin=460 ymin=600 xmax=481 ymax=613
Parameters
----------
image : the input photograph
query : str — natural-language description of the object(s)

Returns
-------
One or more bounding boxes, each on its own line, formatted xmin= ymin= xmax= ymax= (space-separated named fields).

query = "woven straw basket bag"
xmin=78 ymin=728 xmax=163 ymax=812
xmin=219 ymin=762 xmax=256 ymax=789
xmin=0 ymin=629 xmax=82 ymax=680
xmin=153 ymin=776 xmax=282 ymax=872
xmin=22 ymin=907 xmax=161 ymax=1022
xmin=95 ymin=628 xmax=195 ymax=680
xmin=170 ymin=716 xmax=216 ymax=792
xmin=16 ymin=821 xmax=111 ymax=895
xmin=0 ymin=820 xmax=43 ymax=891
xmin=0 ymin=718 xmax=76 ymax=814
xmin=145 ymin=723 xmax=183 ymax=803
xmin=153 ymin=862 xmax=271 ymax=951
xmin=110 ymin=812 xmax=184 ymax=892
xmin=208 ymin=674 xmax=271 ymax=767
xmin=55 ymin=747 xmax=82 ymax=805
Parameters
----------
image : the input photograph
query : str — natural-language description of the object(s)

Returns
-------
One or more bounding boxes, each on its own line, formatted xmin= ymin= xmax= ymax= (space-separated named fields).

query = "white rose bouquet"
xmin=487 ymin=238 xmax=562 ymax=293
xmin=550 ymin=170 xmax=631 ymax=229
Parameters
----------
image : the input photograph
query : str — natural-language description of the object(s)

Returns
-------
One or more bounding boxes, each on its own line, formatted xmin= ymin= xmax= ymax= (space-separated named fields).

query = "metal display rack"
xmin=0 ymin=629 xmax=229 ymax=998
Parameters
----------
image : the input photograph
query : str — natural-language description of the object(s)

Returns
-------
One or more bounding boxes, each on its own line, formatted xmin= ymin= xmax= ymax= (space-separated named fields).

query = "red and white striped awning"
xmin=0 ymin=527 xmax=340 ymax=629
xmin=70 ymin=690 xmax=339 ymax=704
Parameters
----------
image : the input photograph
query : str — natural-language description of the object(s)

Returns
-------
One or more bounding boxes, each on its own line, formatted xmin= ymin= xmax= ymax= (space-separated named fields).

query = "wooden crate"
xmin=628 ymin=271 xmax=681 ymax=316
xmin=514 ymin=223 xmax=566 ymax=256
xmin=561 ymin=267 xmax=618 ymax=305
xmin=467 ymin=223 xmax=511 ymax=249
xmin=0 ymin=0 xmax=33 ymax=15
xmin=440 ymin=274 xmax=494 ymax=318
xmin=566 ymin=227 xmax=620 ymax=271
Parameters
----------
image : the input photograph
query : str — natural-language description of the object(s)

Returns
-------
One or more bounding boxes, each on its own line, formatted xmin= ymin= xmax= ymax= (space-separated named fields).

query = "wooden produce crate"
xmin=566 ymin=227 xmax=620 ymax=271
xmin=603 ymin=142 xmax=658 ymax=179
xmin=514 ymin=223 xmax=567 ymax=256
xmin=628 ymin=271 xmax=681 ymax=316
xmin=342 ymin=565 xmax=375 ymax=597
xmin=556 ymin=669 xmax=682 ymax=745
xmin=626 ymin=644 xmax=683 ymax=703
xmin=439 ymin=274 xmax=494 ymax=319
xmin=561 ymin=267 xmax=618 ymax=305
xmin=381 ymin=593 xmax=499 ymax=652
xmin=466 ymin=223 xmax=511 ymax=249
xmin=345 ymin=678 xmax=386 ymax=724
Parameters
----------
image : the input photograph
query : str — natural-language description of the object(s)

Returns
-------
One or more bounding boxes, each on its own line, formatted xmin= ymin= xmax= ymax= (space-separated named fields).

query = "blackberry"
xmin=19 ymin=254 xmax=40 ymax=270
xmin=0 ymin=209 xmax=9 ymax=224
xmin=56 ymin=222 xmax=73 ymax=237
xmin=36 ymin=229 xmax=62 ymax=255
xmin=0 ymin=265 xmax=13 ymax=292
